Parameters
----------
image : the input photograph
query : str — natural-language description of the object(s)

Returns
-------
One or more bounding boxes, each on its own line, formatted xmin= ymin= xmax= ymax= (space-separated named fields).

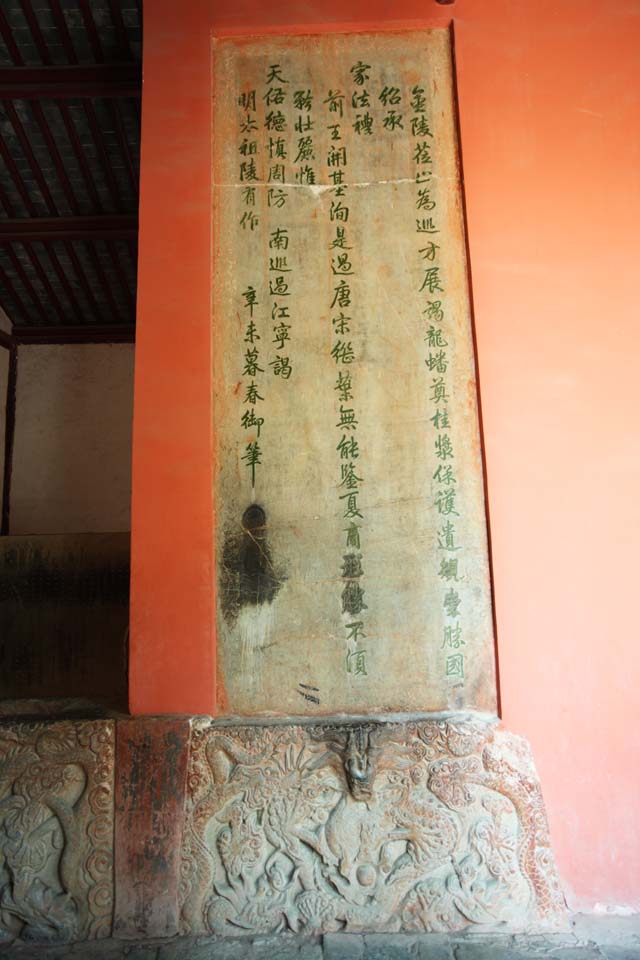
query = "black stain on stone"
xmin=220 ymin=504 xmax=286 ymax=627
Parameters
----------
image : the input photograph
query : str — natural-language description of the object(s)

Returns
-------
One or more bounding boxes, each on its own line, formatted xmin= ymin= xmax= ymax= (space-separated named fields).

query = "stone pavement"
xmin=3 ymin=916 xmax=640 ymax=960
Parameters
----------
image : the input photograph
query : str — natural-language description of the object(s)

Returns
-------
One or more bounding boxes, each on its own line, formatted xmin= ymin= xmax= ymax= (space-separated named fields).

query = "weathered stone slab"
xmin=113 ymin=718 xmax=190 ymax=939
xmin=0 ymin=720 xmax=115 ymax=943
xmin=212 ymin=30 xmax=496 ymax=718
xmin=323 ymin=933 xmax=366 ymax=960
xmin=179 ymin=717 xmax=565 ymax=937
xmin=1 ymin=930 xmax=630 ymax=960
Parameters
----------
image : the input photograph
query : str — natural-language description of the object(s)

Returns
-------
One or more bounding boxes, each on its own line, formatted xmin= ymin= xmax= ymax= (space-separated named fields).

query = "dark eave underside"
xmin=0 ymin=1 xmax=141 ymax=332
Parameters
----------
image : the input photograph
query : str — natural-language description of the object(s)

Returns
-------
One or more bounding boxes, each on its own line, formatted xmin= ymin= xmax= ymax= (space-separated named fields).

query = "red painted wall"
xmin=131 ymin=0 xmax=640 ymax=910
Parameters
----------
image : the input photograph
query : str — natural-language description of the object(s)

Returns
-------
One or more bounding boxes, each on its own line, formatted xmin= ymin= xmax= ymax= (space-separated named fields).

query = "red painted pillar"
xmin=129 ymin=1 xmax=216 ymax=714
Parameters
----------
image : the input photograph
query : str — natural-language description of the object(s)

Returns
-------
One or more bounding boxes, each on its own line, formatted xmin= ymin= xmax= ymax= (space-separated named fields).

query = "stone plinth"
xmin=0 ymin=716 xmax=566 ymax=945
xmin=179 ymin=717 xmax=565 ymax=936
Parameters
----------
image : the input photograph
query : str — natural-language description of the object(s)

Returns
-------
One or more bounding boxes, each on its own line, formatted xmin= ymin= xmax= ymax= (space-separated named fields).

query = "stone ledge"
xmin=3 ymin=919 xmax=640 ymax=960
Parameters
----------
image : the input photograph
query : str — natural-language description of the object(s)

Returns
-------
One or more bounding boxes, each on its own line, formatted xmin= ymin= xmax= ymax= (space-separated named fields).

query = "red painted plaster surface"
xmin=131 ymin=0 xmax=640 ymax=911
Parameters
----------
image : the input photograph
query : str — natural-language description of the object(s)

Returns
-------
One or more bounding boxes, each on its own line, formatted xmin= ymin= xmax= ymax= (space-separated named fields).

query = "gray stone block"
xmin=299 ymin=943 xmax=325 ymax=960
xmin=599 ymin=949 xmax=640 ymax=960
xmin=1 ymin=945 xmax=123 ymax=960
xmin=512 ymin=931 xmax=578 ymax=952
xmin=363 ymin=933 xmax=419 ymax=959
xmin=158 ymin=939 xmax=246 ymax=960
xmin=454 ymin=946 xmax=515 ymax=960
xmin=120 ymin=948 xmax=159 ymax=960
xmin=2 ymin=949 xmax=67 ymax=960
xmin=250 ymin=935 xmax=323 ymax=960
xmin=324 ymin=933 xmax=365 ymax=960
xmin=453 ymin=945 xmax=546 ymax=960
xmin=454 ymin=943 xmax=606 ymax=960
xmin=119 ymin=946 xmax=160 ymax=960
xmin=413 ymin=935 xmax=455 ymax=959
xmin=572 ymin=914 xmax=640 ymax=947
xmin=548 ymin=949 xmax=607 ymax=959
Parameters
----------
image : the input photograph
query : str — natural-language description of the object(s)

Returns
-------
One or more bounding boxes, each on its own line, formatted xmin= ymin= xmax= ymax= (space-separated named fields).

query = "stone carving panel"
xmin=179 ymin=718 xmax=565 ymax=936
xmin=0 ymin=720 xmax=114 ymax=943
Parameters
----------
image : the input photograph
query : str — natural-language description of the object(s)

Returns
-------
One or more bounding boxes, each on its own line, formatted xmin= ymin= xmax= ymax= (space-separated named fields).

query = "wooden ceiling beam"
xmin=0 ymin=216 xmax=138 ymax=242
xmin=12 ymin=325 xmax=135 ymax=344
xmin=0 ymin=64 xmax=141 ymax=99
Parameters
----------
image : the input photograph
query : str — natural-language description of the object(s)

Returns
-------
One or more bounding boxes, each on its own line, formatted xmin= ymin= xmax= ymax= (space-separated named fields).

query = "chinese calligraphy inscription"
xmin=213 ymin=31 xmax=496 ymax=717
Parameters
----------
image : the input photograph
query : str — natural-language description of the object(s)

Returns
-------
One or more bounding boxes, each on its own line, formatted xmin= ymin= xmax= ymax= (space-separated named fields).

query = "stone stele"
xmin=0 ymin=30 xmax=567 ymax=950
xmin=212 ymin=29 xmax=497 ymax=718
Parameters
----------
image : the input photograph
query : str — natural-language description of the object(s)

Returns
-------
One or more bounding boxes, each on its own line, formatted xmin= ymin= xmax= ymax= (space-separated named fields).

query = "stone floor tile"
xmin=4 ymin=945 xmax=90 ymax=960
xmin=512 ymin=932 xmax=578 ymax=950
xmin=250 ymin=935 xmax=323 ymax=960
xmin=3 ymin=947 xmax=96 ymax=960
xmin=119 ymin=945 xmax=160 ymax=959
xmin=1 ymin=949 xmax=65 ymax=960
xmin=118 ymin=946 xmax=160 ymax=959
xmin=5 ymin=944 xmax=159 ymax=960
xmin=362 ymin=933 xmax=419 ymax=959
xmin=547 ymin=948 xmax=606 ymax=959
xmin=298 ymin=943 xmax=325 ymax=960
xmin=599 ymin=948 xmax=640 ymax=960
xmin=411 ymin=933 xmax=454 ymax=959
xmin=452 ymin=944 xmax=604 ymax=960
xmin=323 ymin=933 xmax=365 ymax=959
xmin=572 ymin=915 xmax=640 ymax=947
xmin=453 ymin=945 xmax=528 ymax=960
xmin=4 ymin=918 xmax=640 ymax=960
xmin=157 ymin=938 xmax=247 ymax=960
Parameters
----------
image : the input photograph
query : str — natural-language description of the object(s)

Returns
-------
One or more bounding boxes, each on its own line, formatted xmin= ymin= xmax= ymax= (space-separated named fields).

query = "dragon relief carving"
xmin=0 ymin=721 xmax=114 ymax=943
xmin=179 ymin=718 xmax=565 ymax=936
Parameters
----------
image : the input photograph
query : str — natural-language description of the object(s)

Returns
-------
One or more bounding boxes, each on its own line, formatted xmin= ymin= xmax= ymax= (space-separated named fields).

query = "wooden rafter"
xmin=0 ymin=216 xmax=138 ymax=242
xmin=0 ymin=64 xmax=141 ymax=100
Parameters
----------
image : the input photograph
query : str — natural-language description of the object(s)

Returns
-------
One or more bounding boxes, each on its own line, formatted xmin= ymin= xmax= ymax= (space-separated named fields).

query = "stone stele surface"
xmin=212 ymin=29 xmax=497 ymax=718
xmin=0 ymin=720 xmax=115 ymax=944
xmin=179 ymin=716 xmax=566 ymax=937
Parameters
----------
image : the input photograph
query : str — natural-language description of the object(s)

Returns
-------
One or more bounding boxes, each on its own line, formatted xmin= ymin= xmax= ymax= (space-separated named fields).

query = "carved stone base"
xmin=0 ymin=715 xmax=566 ymax=944
xmin=0 ymin=720 xmax=115 ymax=943
xmin=179 ymin=718 xmax=566 ymax=936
